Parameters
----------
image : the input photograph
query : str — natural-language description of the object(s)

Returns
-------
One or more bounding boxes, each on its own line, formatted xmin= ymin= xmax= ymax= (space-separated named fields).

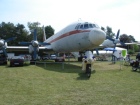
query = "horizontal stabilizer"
xmin=5 ymin=37 xmax=17 ymax=42
xmin=19 ymin=42 xmax=32 ymax=45
xmin=39 ymin=42 xmax=50 ymax=45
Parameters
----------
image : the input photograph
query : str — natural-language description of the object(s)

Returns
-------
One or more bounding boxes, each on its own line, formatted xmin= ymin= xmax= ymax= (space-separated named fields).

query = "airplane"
xmin=7 ymin=20 xmax=106 ymax=61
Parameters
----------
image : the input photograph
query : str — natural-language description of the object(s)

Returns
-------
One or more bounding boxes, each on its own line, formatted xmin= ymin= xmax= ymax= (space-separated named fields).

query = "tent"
xmin=103 ymin=47 xmax=127 ymax=58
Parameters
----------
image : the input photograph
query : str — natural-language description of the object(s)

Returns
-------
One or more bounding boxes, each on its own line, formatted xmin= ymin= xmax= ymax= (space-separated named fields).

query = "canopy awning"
xmin=103 ymin=48 xmax=117 ymax=51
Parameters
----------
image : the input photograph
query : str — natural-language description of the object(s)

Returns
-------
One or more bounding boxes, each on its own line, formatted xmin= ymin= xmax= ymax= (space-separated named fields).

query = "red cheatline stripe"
xmin=49 ymin=30 xmax=91 ymax=43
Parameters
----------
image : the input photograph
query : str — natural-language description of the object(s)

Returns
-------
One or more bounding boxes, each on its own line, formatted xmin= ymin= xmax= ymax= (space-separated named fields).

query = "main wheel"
xmin=86 ymin=64 xmax=91 ymax=78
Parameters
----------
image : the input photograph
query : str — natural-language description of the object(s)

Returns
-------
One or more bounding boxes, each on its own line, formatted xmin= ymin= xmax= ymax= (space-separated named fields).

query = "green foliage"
xmin=134 ymin=44 xmax=139 ymax=52
xmin=101 ymin=26 xmax=115 ymax=38
xmin=106 ymin=26 xmax=115 ymax=38
xmin=101 ymin=26 xmax=105 ymax=31
xmin=27 ymin=22 xmax=55 ymax=42
xmin=0 ymin=22 xmax=29 ymax=45
xmin=45 ymin=25 xmax=54 ymax=39
xmin=129 ymin=35 xmax=136 ymax=42
xmin=120 ymin=34 xmax=131 ymax=43
xmin=128 ymin=49 xmax=135 ymax=54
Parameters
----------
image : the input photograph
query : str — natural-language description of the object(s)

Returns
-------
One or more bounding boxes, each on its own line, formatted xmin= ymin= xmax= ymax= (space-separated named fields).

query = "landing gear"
xmin=86 ymin=64 xmax=91 ymax=78
xmin=78 ymin=57 xmax=83 ymax=61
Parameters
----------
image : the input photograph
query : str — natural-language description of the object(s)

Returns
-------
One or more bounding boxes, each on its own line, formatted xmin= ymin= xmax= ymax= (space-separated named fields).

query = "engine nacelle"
xmin=29 ymin=45 xmax=34 ymax=54
xmin=29 ymin=45 xmax=39 ymax=54
xmin=0 ymin=39 xmax=4 ymax=47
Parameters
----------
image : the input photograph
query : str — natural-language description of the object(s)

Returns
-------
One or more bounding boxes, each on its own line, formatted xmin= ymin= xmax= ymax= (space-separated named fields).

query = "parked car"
xmin=10 ymin=56 xmax=24 ymax=67
xmin=50 ymin=54 xmax=57 ymax=60
xmin=42 ymin=55 xmax=49 ymax=60
xmin=0 ymin=53 xmax=7 ymax=65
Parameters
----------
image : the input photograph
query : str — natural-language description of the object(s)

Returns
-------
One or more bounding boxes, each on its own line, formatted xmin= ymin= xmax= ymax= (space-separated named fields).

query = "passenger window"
xmin=84 ymin=24 xmax=88 ymax=29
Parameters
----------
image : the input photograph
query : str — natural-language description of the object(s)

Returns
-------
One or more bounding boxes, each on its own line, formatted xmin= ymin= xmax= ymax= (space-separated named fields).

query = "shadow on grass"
xmin=35 ymin=62 xmax=97 ymax=80
xmin=131 ymin=70 xmax=140 ymax=73
xmin=36 ymin=62 xmax=82 ymax=73
xmin=5 ymin=63 xmax=30 ymax=68
xmin=77 ymin=70 xmax=96 ymax=80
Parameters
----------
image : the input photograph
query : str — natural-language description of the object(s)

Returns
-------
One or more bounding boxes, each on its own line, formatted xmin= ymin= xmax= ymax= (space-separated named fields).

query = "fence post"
xmin=44 ymin=62 xmax=46 ymax=68
xmin=62 ymin=62 xmax=64 ymax=69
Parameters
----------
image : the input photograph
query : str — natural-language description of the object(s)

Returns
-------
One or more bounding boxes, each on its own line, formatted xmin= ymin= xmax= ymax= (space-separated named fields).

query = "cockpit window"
xmin=95 ymin=24 xmax=99 ymax=28
xmin=84 ymin=24 xmax=88 ymax=29
xmin=92 ymin=24 xmax=96 ymax=28
xmin=80 ymin=24 xmax=84 ymax=29
xmin=76 ymin=23 xmax=99 ymax=30
xmin=89 ymin=24 xmax=93 ymax=28
xmin=75 ymin=23 xmax=81 ymax=29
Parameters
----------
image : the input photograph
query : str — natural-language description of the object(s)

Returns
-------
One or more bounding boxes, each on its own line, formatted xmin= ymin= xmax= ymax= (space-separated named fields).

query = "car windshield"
xmin=12 ymin=56 xmax=24 ymax=59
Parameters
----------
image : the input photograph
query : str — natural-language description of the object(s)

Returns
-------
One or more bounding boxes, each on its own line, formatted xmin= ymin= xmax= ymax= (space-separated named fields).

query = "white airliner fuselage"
xmin=7 ymin=21 xmax=106 ymax=61
xmin=44 ymin=21 xmax=106 ymax=52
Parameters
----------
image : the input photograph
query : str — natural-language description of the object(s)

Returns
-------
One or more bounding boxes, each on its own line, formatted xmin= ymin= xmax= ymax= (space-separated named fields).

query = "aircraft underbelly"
xmin=51 ymin=32 xmax=95 ymax=52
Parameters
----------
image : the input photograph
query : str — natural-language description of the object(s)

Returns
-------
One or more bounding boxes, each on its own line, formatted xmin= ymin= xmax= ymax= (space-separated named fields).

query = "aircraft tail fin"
xmin=43 ymin=25 xmax=46 ymax=41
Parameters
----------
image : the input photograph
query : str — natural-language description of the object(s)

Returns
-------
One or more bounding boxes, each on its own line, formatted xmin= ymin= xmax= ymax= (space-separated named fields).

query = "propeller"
xmin=106 ymin=29 xmax=126 ymax=63
xmin=106 ymin=29 xmax=126 ymax=52
xmin=0 ymin=37 xmax=17 ymax=56
xmin=107 ymin=29 xmax=126 ymax=46
xmin=19 ymin=29 xmax=50 ymax=60
xmin=95 ymin=48 xmax=99 ymax=55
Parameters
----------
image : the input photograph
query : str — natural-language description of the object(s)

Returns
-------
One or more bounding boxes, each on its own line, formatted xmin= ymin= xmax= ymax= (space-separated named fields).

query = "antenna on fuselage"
xmin=78 ymin=18 xmax=82 ymax=21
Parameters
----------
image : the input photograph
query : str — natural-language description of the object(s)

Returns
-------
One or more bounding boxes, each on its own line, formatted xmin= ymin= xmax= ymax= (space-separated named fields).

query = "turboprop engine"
xmin=0 ymin=39 xmax=4 ymax=47
xmin=19 ymin=29 xmax=50 ymax=60
xmin=0 ymin=37 xmax=16 ymax=56
xmin=29 ymin=45 xmax=39 ymax=54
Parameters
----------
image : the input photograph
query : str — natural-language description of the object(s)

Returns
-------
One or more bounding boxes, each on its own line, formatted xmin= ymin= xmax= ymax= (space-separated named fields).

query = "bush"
xmin=128 ymin=49 xmax=135 ymax=54
xmin=134 ymin=44 xmax=139 ymax=52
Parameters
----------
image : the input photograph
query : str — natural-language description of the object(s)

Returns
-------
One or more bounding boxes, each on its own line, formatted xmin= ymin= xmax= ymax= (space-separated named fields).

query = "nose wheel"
xmin=86 ymin=64 xmax=91 ymax=78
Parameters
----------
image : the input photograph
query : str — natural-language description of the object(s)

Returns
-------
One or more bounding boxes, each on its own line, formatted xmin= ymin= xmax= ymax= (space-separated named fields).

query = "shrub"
xmin=128 ymin=49 xmax=135 ymax=54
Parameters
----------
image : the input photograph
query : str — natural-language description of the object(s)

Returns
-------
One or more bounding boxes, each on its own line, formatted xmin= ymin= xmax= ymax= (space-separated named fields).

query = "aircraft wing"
xmin=7 ymin=46 xmax=29 ymax=52
xmin=7 ymin=45 xmax=53 ymax=52
xmin=99 ymin=42 xmax=139 ymax=48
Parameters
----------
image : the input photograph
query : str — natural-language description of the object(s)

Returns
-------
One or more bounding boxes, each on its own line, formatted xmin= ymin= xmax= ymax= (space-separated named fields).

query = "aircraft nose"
xmin=89 ymin=29 xmax=106 ymax=46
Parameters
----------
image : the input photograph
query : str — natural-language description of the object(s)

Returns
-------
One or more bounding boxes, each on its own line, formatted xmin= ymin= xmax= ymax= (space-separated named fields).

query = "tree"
xmin=119 ymin=34 xmax=131 ymax=43
xmin=106 ymin=26 xmax=115 ymax=38
xmin=128 ymin=35 xmax=136 ymax=42
xmin=0 ymin=22 xmax=29 ymax=46
xmin=27 ymin=22 xmax=43 ymax=42
xmin=101 ymin=26 xmax=105 ymax=32
xmin=27 ymin=22 xmax=55 ymax=42
xmin=45 ymin=25 xmax=54 ymax=39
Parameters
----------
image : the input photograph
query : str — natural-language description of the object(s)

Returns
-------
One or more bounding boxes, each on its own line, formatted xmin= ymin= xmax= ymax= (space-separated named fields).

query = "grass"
xmin=0 ymin=60 xmax=140 ymax=105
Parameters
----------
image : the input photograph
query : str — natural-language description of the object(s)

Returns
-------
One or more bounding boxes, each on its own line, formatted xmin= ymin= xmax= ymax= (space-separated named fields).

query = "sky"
xmin=0 ymin=0 xmax=140 ymax=41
